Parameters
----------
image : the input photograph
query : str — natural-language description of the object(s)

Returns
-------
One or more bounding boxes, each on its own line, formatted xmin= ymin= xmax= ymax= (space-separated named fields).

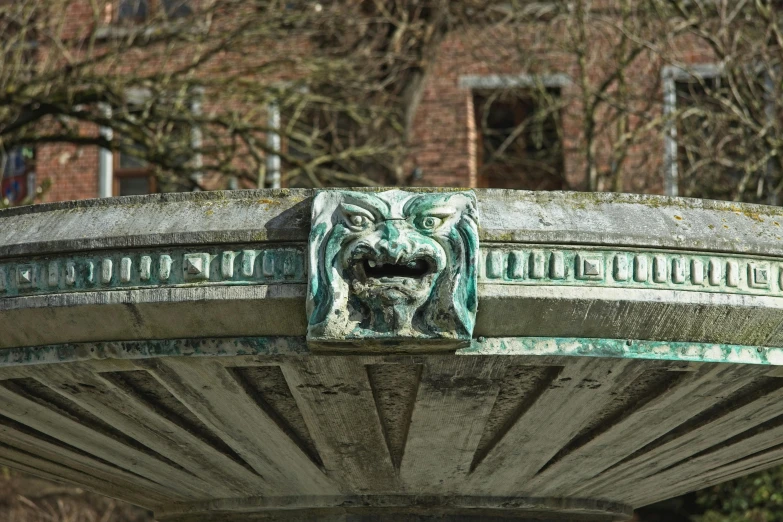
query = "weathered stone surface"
xmin=4 ymin=190 xmax=783 ymax=257
xmin=4 ymin=189 xmax=783 ymax=520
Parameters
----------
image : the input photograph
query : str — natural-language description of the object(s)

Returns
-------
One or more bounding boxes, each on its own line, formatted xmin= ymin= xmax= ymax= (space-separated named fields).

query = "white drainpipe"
xmin=98 ymin=105 xmax=113 ymax=198
xmin=266 ymin=100 xmax=281 ymax=189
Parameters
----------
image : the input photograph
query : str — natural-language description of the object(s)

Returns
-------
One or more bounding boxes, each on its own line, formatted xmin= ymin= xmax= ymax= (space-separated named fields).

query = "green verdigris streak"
xmin=0 ymin=337 xmax=309 ymax=367
xmin=462 ymin=337 xmax=783 ymax=366
xmin=3 ymin=336 xmax=782 ymax=367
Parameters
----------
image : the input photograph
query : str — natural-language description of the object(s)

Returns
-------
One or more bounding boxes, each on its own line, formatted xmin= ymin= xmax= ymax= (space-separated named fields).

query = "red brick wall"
xmin=408 ymin=21 xmax=718 ymax=192
xmin=29 ymin=2 xmax=719 ymax=202
xmin=37 ymin=123 xmax=101 ymax=203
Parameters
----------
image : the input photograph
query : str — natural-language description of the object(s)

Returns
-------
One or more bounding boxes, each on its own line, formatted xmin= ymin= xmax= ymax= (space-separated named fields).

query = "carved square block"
xmin=183 ymin=253 xmax=211 ymax=281
xmin=749 ymin=262 xmax=771 ymax=289
xmin=307 ymin=190 xmax=478 ymax=350
xmin=17 ymin=266 xmax=34 ymax=287
xmin=576 ymin=254 xmax=604 ymax=280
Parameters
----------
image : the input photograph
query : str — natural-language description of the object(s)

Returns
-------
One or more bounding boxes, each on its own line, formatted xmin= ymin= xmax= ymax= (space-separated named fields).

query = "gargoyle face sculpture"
xmin=307 ymin=190 xmax=478 ymax=348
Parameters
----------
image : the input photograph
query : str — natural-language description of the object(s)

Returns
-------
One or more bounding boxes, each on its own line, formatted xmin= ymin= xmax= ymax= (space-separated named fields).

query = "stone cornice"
xmin=3 ymin=190 xmax=783 ymax=350
xmin=2 ymin=243 xmax=782 ymax=299
xmin=3 ymin=189 xmax=783 ymax=258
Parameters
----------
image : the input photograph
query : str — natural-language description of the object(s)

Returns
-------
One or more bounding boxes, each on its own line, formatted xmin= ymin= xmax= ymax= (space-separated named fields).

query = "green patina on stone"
xmin=462 ymin=337 xmax=783 ymax=366
xmin=306 ymin=189 xmax=479 ymax=349
xmin=0 ymin=245 xmax=305 ymax=297
xmin=479 ymin=245 xmax=783 ymax=296
xmin=3 ymin=336 xmax=783 ymax=368
xmin=0 ymin=337 xmax=310 ymax=367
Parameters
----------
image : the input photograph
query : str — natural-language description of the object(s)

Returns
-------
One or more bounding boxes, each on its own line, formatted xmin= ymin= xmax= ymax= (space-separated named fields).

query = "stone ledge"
xmin=4 ymin=190 xmax=783 ymax=257
xmin=1 ymin=337 xmax=781 ymax=368
xmin=0 ymin=283 xmax=781 ymax=349
xmin=4 ymin=275 xmax=783 ymax=349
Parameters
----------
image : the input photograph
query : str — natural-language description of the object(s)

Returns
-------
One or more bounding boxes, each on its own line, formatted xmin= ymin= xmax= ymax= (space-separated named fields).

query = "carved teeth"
xmin=368 ymin=260 xmax=376 ymax=267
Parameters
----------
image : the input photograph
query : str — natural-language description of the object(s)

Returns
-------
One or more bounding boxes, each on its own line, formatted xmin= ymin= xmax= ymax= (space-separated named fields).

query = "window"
xmin=162 ymin=0 xmax=192 ymax=18
xmin=117 ymin=0 xmax=148 ymax=22
xmin=114 ymin=144 xmax=156 ymax=196
xmin=116 ymin=0 xmax=192 ymax=23
xmin=674 ymin=75 xmax=735 ymax=198
xmin=662 ymin=65 xmax=723 ymax=197
xmin=281 ymin=106 xmax=385 ymax=187
xmin=661 ymin=64 xmax=771 ymax=201
xmin=112 ymin=122 xmax=197 ymax=196
xmin=280 ymin=108 xmax=343 ymax=188
xmin=472 ymin=88 xmax=564 ymax=190
xmin=1 ymin=146 xmax=35 ymax=205
xmin=109 ymin=87 xmax=202 ymax=196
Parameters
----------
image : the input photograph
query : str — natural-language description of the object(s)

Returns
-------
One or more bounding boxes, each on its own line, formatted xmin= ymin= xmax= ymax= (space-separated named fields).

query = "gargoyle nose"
xmin=377 ymin=222 xmax=409 ymax=261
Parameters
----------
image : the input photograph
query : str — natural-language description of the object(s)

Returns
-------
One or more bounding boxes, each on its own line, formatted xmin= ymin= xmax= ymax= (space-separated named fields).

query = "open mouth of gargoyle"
xmin=352 ymin=256 xmax=437 ymax=284
xmin=363 ymin=259 xmax=431 ymax=279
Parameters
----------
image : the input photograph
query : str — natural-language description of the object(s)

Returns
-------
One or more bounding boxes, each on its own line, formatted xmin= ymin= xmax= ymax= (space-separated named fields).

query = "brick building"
xmin=1 ymin=1 xmax=723 ymax=205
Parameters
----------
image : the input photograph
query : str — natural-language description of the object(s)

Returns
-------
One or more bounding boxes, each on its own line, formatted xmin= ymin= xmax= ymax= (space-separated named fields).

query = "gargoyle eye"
xmin=416 ymin=215 xmax=443 ymax=231
xmin=350 ymin=214 xmax=370 ymax=227
xmin=340 ymin=204 xmax=375 ymax=231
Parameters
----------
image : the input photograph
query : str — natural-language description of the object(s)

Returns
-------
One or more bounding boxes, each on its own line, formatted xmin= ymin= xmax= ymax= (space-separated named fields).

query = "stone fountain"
xmin=2 ymin=188 xmax=783 ymax=521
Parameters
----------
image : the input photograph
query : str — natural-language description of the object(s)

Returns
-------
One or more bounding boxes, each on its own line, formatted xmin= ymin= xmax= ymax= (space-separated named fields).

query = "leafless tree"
xmin=466 ymin=0 xmax=783 ymax=201
xmin=1 ymin=0 xmax=781 ymax=206
xmin=0 ymin=0 xmax=511 ymax=203
xmin=661 ymin=0 xmax=783 ymax=204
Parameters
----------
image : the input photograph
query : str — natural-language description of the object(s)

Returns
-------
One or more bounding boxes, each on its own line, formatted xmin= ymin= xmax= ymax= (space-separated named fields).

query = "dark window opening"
xmin=674 ymin=75 xmax=753 ymax=201
xmin=117 ymin=0 xmax=149 ymax=22
xmin=162 ymin=0 xmax=192 ymax=18
xmin=116 ymin=0 xmax=191 ymax=23
xmin=281 ymin=107 xmax=388 ymax=188
xmin=117 ymin=174 xmax=154 ymax=196
xmin=113 ymin=105 xmax=198 ymax=196
xmin=1 ymin=145 xmax=35 ymax=205
xmin=473 ymin=88 xmax=564 ymax=190
xmin=114 ymin=144 xmax=156 ymax=196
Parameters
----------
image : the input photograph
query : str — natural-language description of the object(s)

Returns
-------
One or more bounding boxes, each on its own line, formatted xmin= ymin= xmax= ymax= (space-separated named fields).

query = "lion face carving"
xmin=307 ymin=189 xmax=479 ymax=349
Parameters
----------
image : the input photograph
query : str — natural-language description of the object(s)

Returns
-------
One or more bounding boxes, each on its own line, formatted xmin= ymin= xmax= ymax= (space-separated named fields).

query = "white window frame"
xmin=663 ymin=62 xmax=778 ymax=202
xmin=459 ymin=73 xmax=571 ymax=91
xmin=459 ymin=73 xmax=571 ymax=188
xmin=662 ymin=63 xmax=724 ymax=197
xmin=101 ymin=87 xmax=204 ymax=197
